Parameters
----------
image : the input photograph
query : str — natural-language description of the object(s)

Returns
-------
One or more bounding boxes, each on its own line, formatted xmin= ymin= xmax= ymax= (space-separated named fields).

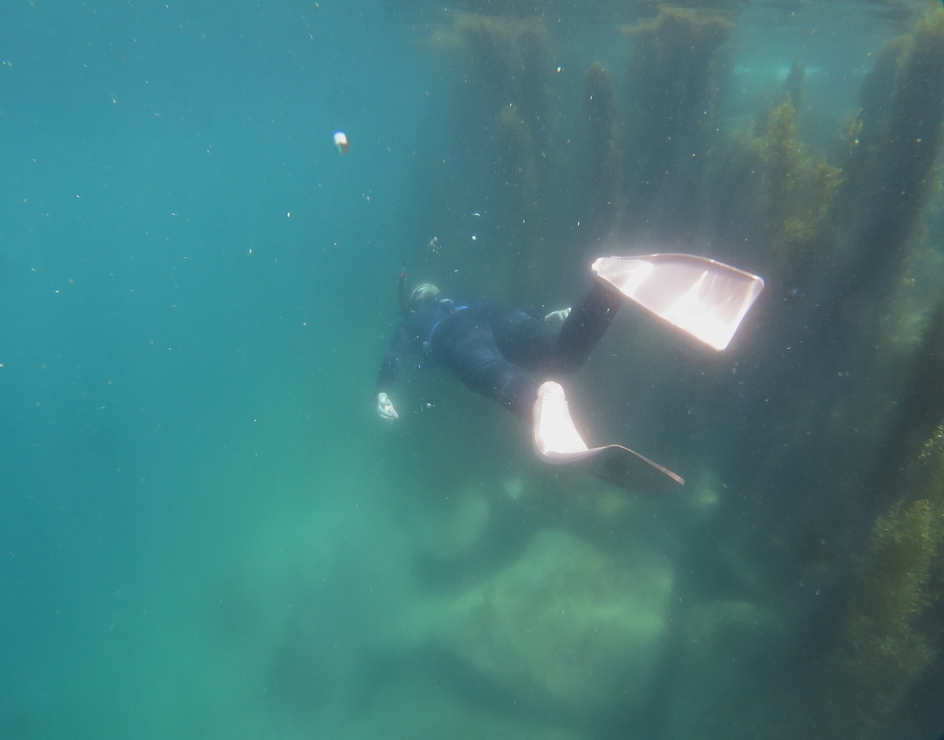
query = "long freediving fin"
xmin=532 ymin=381 xmax=684 ymax=492
xmin=592 ymin=254 xmax=765 ymax=351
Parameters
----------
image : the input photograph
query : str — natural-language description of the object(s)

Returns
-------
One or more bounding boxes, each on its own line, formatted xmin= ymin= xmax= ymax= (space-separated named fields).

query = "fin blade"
xmin=593 ymin=253 xmax=765 ymax=351
xmin=533 ymin=381 xmax=684 ymax=491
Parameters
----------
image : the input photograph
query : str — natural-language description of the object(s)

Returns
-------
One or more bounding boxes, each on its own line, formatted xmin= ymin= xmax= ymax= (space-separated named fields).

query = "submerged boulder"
xmin=665 ymin=600 xmax=782 ymax=740
xmin=436 ymin=529 xmax=673 ymax=713
xmin=410 ymin=484 xmax=492 ymax=560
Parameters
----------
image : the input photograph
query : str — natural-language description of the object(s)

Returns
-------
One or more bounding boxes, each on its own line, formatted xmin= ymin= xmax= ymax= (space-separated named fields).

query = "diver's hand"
xmin=544 ymin=307 xmax=572 ymax=327
xmin=377 ymin=392 xmax=399 ymax=421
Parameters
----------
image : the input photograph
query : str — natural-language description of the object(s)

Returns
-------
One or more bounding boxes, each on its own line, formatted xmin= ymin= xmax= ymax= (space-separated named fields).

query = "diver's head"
xmin=408 ymin=283 xmax=441 ymax=308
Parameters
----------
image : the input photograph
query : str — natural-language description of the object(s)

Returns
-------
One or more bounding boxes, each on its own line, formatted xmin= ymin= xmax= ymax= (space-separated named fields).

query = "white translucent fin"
xmin=592 ymin=254 xmax=765 ymax=351
xmin=532 ymin=381 xmax=589 ymax=458
xmin=532 ymin=381 xmax=684 ymax=491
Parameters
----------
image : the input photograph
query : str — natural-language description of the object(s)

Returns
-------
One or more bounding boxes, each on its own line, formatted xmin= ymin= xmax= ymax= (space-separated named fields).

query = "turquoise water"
xmin=1 ymin=2 xmax=943 ymax=739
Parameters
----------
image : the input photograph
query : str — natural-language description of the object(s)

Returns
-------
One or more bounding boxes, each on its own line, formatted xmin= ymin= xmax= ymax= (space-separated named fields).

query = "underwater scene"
xmin=2 ymin=0 xmax=944 ymax=738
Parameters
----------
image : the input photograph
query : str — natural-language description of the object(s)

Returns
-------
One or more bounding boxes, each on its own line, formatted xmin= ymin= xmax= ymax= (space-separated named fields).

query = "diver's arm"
xmin=375 ymin=324 xmax=411 ymax=421
xmin=376 ymin=324 xmax=410 ymax=390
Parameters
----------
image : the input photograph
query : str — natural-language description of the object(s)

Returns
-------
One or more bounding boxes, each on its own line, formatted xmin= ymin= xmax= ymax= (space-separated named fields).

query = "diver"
xmin=375 ymin=254 xmax=765 ymax=490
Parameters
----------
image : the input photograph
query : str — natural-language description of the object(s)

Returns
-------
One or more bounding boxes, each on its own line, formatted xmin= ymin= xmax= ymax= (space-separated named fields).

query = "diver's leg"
xmin=435 ymin=312 xmax=538 ymax=420
xmin=553 ymin=281 xmax=623 ymax=372
xmin=485 ymin=305 xmax=559 ymax=370
xmin=486 ymin=283 xmax=622 ymax=373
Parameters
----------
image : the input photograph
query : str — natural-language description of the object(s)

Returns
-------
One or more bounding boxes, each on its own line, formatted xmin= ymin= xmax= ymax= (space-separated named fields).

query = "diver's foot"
xmin=532 ymin=381 xmax=589 ymax=461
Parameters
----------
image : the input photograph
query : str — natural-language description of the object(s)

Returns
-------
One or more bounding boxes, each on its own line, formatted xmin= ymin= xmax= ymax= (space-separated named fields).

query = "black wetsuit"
xmin=376 ymin=282 xmax=622 ymax=420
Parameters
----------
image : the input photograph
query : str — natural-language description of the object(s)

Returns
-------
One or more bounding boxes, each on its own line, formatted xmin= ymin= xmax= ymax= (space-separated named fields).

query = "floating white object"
xmin=333 ymin=130 xmax=349 ymax=155
xmin=592 ymin=253 xmax=765 ymax=351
